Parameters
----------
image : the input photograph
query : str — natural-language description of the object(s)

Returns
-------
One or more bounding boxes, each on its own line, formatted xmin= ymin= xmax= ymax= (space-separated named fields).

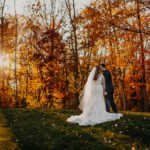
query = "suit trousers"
xmin=105 ymin=92 xmax=118 ymax=113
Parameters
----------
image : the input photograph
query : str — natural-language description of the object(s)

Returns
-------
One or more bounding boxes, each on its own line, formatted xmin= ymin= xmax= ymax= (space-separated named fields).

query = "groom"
xmin=100 ymin=64 xmax=118 ymax=113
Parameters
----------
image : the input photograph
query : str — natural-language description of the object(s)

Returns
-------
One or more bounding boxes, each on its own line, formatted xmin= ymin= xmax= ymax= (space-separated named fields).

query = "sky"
xmin=3 ymin=0 xmax=92 ymax=15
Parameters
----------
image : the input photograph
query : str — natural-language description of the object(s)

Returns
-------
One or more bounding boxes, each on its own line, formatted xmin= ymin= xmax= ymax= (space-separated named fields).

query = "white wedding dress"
xmin=67 ymin=67 xmax=123 ymax=126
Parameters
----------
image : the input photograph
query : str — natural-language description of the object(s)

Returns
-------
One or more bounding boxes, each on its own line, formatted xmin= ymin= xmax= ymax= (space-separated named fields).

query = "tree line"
xmin=0 ymin=0 xmax=149 ymax=111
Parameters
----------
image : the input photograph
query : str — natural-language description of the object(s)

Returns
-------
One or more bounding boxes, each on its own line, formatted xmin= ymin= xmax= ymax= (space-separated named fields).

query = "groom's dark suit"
xmin=103 ymin=70 xmax=118 ymax=113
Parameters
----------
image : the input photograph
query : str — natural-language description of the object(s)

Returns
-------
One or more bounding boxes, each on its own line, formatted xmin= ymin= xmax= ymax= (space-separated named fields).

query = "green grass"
xmin=0 ymin=109 xmax=150 ymax=150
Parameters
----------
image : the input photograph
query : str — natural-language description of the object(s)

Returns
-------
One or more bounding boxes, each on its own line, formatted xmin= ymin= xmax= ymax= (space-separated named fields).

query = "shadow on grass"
xmin=58 ymin=109 xmax=150 ymax=149
xmin=94 ymin=112 xmax=150 ymax=148
xmin=0 ymin=110 xmax=20 ymax=150
xmin=2 ymin=109 xmax=114 ymax=150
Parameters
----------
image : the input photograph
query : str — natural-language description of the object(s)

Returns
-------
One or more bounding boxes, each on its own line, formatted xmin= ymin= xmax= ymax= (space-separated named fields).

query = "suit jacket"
xmin=103 ymin=70 xmax=114 ymax=93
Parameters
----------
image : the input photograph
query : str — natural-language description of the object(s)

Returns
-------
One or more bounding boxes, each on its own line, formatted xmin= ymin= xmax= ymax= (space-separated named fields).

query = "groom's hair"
xmin=100 ymin=64 xmax=106 ymax=68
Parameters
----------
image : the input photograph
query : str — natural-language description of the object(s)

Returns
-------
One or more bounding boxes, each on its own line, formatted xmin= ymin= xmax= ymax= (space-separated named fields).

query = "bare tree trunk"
xmin=65 ymin=0 xmax=79 ymax=107
xmin=47 ymin=0 xmax=56 ymax=107
xmin=136 ymin=0 xmax=147 ymax=111
xmin=0 ymin=0 xmax=6 ymax=51
xmin=62 ymin=50 xmax=69 ymax=108
xmin=0 ymin=0 xmax=6 ymax=106
xmin=25 ymin=70 xmax=29 ymax=98
xmin=14 ymin=0 xmax=18 ymax=106
xmin=108 ymin=0 xmax=126 ymax=110
xmin=72 ymin=0 xmax=79 ymax=107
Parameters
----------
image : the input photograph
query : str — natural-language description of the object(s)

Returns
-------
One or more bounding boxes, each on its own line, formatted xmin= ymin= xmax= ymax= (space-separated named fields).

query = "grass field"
xmin=0 ymin=109 xmax=150 ymax=150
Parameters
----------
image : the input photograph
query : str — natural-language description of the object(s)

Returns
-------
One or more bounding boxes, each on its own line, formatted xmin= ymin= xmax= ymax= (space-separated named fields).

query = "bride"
xmin=67 ymin=65 xmax=123 ymax=126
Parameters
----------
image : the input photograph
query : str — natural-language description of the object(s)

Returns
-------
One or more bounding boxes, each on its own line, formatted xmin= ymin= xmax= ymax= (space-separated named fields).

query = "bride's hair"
xmin=93 ymin=65 xmax=101 ymax=80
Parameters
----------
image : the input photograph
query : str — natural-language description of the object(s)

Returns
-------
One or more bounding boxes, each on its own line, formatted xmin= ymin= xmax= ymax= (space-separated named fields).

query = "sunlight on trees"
xmin=0 ymin=0 xmax=149 ymax=111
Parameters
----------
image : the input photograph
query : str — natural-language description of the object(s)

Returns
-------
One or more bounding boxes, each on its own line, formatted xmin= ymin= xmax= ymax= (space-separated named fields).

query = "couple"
xmin=67 ymin=64 xmax=123 ymax=126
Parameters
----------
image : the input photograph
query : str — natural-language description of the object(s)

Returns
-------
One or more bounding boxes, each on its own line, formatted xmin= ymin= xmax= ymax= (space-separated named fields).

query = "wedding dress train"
xmin=67 ymin=67 xmax=123 ymax=126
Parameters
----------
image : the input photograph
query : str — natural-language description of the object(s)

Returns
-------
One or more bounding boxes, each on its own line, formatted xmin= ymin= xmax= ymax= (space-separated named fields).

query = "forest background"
xmin=0 ymin=0 xmax=150 ymax=112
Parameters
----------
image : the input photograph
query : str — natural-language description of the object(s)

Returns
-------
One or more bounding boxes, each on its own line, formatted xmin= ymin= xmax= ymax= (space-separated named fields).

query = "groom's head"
xmin=100 ymin=64 xmax=106 ymax=71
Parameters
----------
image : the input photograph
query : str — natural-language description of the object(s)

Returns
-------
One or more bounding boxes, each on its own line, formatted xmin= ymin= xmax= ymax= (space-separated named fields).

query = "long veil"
xmin=67 ymin=66 xmax=123 ymax=126
xmin=79 ymin=67 xmax=96 ymax=111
